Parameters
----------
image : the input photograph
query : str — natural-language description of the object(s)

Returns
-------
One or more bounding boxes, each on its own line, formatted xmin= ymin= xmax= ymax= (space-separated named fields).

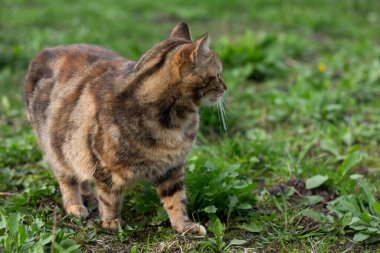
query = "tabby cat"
xmin=23 ymin=22 xmax=226 ymax=235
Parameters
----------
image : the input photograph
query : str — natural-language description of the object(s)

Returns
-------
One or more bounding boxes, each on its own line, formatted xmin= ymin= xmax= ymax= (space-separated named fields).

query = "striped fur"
xmin=23 ymin=22 xmax=226 ymax=235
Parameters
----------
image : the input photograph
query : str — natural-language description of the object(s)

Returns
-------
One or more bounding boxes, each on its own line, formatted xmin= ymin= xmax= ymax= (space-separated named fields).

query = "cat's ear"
xmin=189 ymin=33 xmax=210 ymax=64
xmin=170 ymin=22 xmax=192 ymax=41
xmin=179 ymin=33 xmax=210 ymax=65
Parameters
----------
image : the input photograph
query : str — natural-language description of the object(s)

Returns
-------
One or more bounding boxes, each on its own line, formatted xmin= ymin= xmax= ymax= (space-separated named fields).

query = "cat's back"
xmin=23 ymin=44 xmax=132 ymax=156
xmin=24 ymin=44 xmax=127 ymax=125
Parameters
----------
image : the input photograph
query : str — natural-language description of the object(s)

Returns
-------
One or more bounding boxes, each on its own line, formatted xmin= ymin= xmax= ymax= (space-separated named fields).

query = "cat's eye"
xmin=200 ymin=76 xmax=218 ymax=86
xmin=204 ymin=76 xmax=214 ymax=84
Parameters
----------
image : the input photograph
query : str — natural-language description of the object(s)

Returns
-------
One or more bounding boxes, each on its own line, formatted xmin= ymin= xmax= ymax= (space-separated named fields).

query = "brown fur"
xmin=23 ymin=22 xmax=226 ymax=235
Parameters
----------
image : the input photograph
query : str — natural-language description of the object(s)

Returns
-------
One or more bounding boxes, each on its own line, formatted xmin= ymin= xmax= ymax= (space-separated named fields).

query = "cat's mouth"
xmin=217 ymin=91 xmax=226 ymax=98
xmin=201 ymin=89 xmax=226 ymax=105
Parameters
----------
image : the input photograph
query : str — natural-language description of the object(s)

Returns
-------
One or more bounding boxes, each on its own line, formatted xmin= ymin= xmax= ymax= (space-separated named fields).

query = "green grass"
xmin=1 ymin=0 xmax=380 ymax=252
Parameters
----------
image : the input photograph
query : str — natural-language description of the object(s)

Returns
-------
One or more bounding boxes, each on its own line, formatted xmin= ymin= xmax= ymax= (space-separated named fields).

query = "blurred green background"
xmin=1 ymin=0 xmax=380 ymax=252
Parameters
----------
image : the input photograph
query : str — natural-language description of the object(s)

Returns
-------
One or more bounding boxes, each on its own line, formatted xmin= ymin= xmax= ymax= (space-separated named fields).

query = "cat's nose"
xmin=218 ymin=89 xmax=226 ymax=97
xmin=221 ymin=79 xmax=227 ymax=91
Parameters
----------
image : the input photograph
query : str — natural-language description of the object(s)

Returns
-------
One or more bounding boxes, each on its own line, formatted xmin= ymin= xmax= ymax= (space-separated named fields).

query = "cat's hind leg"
xmin=79 ymin=180 xmax=97 ymax=208
xmin=155 ymin=165 xmax=206 ymax=236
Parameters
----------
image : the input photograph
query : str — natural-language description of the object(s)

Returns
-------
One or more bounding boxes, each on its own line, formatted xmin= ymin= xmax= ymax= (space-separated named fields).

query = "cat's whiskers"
xmin=221 ymin=97 xmax=232 ymax=114
xmin=215 ymin=98 xmax=222 ymax=131
xmin=221 ymin=100 xmax=228 ymax=131
xmin=217 ymin=97 xmax=228 ymax=131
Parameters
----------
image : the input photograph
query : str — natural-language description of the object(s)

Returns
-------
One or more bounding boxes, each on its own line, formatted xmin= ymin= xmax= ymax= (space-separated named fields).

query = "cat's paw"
xmin=66 ymin=205 xmax=89 ymax=218
xmin=175 ymin=222 xmax=207 ymax=236
xmin=101 ymin=218 xmax=122 ymax=230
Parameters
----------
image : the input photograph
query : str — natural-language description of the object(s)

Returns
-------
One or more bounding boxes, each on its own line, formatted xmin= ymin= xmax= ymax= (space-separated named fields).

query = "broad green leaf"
xmin=358 ymin=178 xmax=376 ymax=206
xmin=188 ymin=163 xmax=195 ymax=172
xmin=212 ymin=218 xmax=224 ymax=248
xmin=339 ymin=199 xmax=359 ymax=213
xmin=249 ymin=156 xmax=259 ymax=164
xmin=367 ymin=227 xmax=379 ymax=233
xmin=301 ymin=209 xmax=333 ymax=223
xmin=58 ymin=239 xmax=82 ymax=253
xmin=304 ymin=195 xmax=323 ymax=206
xmin=236 ymin=203 xmax=252 ymax=209
xmin=284 ymin=187 xmax=294 ymax=197
xmin=349 ymin=174 xmax=363 ymax=180
xmin=348 ymin=217 xmax=361 ymax=226
xmin=8 ymin=212 xmax=20 ymax=237
xmin=360 ymin=212 xmax=371 ymax=223
xmin=31 ymin=244 xmax=44 ymax=253
xmin=351 ymin=225 xmax=367 ymax=231
xmin=18 ymin=225 xmax=26 ymax=244
xmin=65 ymin=244 xmax=82 ymax=253
xmin=227 ymin=196 xmax=239 ymax=218
xmin=320 ymin=138 xmax=340 ymax=157
xmin=0 ymin=210 xmax=7 ymax=230
xmin=239 ymin=222 xmax=262 ymax=233
xmin=341 ymin=212 xmax=353 ymax=227
xmin=204 ymin=205 xmax=217 ymax=213
xmin=342 ymin=131 xmax=353 ymax=146
xmin=39 ymin=234 xmax=53 ymax=246
xmin=353 ymin=232 xmax=370 ymax=242
xmin=1 ymin=96 xmax=10 ymax=111
xmin=329 ymin=197 xmax=360 ymax=215
xmin=228 ymin=196 xmax=239 ymax=210
xmin=338 ymin=152 xmax=363 ymax=178
xmin=305 ymin=175 xmax=329 ymax=189
xmin=213 ymin=218 xmax=223 ymax=239
xmin=228 ymin=239 xmax=247 ymax=246
xmin=297 ymin=136 xmax=318 ymax=163
xmin=373 ymin=202 xmax=380 ymax=216
xmin=130 ymin=245 xmax=138 ymax=253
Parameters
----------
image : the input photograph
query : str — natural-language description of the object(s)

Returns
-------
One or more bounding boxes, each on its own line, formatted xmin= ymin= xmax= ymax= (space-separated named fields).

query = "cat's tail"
xmin=23 ymin=49 xmax=54 ymax=121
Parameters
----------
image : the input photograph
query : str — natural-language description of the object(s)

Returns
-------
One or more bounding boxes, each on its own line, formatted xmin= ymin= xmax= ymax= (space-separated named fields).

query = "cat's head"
xmin=135 ymin=23 xmax=227 ymax=106
xmin=169 ymin=22 xmax=227 ymax=106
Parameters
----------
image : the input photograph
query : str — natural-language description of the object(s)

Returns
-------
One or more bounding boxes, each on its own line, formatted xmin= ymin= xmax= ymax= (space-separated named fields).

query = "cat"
xmin=23 ymin=22 xmax=226 ymax=235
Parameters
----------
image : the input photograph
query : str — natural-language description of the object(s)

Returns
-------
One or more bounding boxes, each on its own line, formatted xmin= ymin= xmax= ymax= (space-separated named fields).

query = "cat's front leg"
xmin=155 ymin=165 xmax=206 ymax=236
